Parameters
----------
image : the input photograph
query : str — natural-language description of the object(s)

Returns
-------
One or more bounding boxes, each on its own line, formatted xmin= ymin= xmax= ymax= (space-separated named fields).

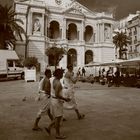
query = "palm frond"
xmin=0 ymin=5 xmax=26 ymax=49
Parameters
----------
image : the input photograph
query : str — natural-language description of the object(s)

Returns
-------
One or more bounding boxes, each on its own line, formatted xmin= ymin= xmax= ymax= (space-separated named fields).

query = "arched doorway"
xmin=85 ymin=50 xmax=93 ymax=64
xmin=67 ymin=49 xmax=77 ymax=67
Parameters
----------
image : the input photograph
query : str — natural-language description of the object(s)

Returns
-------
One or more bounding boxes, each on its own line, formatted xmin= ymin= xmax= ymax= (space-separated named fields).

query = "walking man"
xmin=32 ymin=69 xmax=53 ymax=131
xmin=45 ymin=68 xmax=70 ymax=139
xmin=63 ymin=64 xmax=85 ymax=120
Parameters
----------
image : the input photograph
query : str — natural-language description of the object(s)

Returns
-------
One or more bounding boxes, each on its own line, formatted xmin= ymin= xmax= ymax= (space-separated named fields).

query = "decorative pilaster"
xmin=44 ymin=14 xmax=47 ymax=37
xmin=102 ymin=23 xmax=104 ymax=42
xmin=110 ymin=24 xmax=113 ymax=42
xmin=97 ymin=23 xmax=100 ymax=43
xmin=77 ymin=46 xmax=85 ymax=66
xmin=27 ymin=11 xmax=33 ymax=35
xmin=80 ymin=20 xmax=84 ymax=41
xmin=62 ymin=18 xmax=66 ymax=40
xmin=41 ymin=13 xmax=45 ymax=35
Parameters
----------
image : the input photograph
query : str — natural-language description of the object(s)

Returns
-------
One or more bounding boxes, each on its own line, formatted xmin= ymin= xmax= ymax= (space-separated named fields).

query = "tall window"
xmin=49 ymin=21 xmax=60 ymax=39
xmin=67 ymin=23 xmax=78 ymax=40
xmin=84 ymin=25 xmax=93 ymax=43
xmin=67 ymin=49 xmax=77 ymax=67
xmin=85 ymin=50 xmax=93 ymax=64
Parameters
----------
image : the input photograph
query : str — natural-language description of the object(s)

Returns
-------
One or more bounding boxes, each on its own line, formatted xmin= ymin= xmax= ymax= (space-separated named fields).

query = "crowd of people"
xmin=32 ymin=65 xmax=85 ymax=139
xmin=99 ymin=67 xmax=140 ymax=87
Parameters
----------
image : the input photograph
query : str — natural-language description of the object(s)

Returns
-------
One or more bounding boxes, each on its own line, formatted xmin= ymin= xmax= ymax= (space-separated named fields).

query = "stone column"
xmin=102 ymin=23 xmax=104 ymax=42
xmin=62 ymin=18 xmax=66 ymax=40
xmin=41 ymin=13 xmax=44 ymax=35
xmin=110 ymin=24 xmax=113 ymax=42
xmin=100 ymin=23 xmax=103 ymax=42
xmin=27 ymin=11 xmax=33 ymax=35
xmin=80 ymin=20 xmax=84 ymax=41
xmin=59 ymin=28 xmax=62 ymax=39
xmin=77 ymin=46 xmax=85 ymax=66
xmin=44 ymin=14 xmax=48 ymax=37
xmin=96 ymin=23 xmax=100 ymax=43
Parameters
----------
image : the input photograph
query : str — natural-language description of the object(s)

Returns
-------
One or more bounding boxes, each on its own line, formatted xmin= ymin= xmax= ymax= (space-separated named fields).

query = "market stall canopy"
xmin=100 ymin=59 xmax=124 ymax=66
xmin=120 ymin=57 xmax=140 ymax=66
xmin=85 ymin=61 xmax=101 ymax=67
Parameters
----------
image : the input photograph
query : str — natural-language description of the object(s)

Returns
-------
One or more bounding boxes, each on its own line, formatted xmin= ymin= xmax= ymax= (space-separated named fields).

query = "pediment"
xmin=64 ymin=7 xmax=85 ymax=16
xmin=63 ymin=1 xmax=97 ymax=17
xmin=16 ymin=0 xmax=32 ymax=3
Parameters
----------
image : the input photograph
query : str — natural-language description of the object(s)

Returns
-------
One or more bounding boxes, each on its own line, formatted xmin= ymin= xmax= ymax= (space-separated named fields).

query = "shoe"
xmin=32 ymin=127 xmax=42 ymax=131
xmin=78 ymin=114 xmax=85 ymax=120
xmin=55 ymin=135 xmax=67 ymax=139
xmin=45 ymin=127 xmax=51 ymax=135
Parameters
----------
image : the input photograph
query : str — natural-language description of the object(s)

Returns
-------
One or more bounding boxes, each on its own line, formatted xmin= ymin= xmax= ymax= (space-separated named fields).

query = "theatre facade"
xmin=14 ymin=0 xmax=115 ymax=72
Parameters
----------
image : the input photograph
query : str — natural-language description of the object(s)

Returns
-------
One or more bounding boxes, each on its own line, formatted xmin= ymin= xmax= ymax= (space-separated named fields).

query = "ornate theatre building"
xmin=14 ymin=0 xmax=115 ymax=72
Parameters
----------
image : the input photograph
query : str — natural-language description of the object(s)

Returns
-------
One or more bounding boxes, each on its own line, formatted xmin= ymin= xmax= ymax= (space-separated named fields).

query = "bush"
xmin=23 ymin=57 xmax=38 ymax=69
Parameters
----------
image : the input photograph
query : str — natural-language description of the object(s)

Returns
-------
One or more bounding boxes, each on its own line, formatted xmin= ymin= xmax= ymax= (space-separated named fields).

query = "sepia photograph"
xmin=0 ymin=0 xmax=140 ymax=139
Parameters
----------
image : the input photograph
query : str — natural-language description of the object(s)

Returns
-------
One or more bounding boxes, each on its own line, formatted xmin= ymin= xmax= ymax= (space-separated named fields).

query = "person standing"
xmin=77 ymin=67 xmax=81 ymax=76
xmin=32 ymin=69 xmax=53 ymax=131
xmin=63 ymin=64 xmax=85 ymax=120
xmin=82 ymin=67 xmax=86 ymax=77
xmin=106 ymin=67 xmax=113 ymax=87
xmin=46 ymin=69 xmax=70 ymax=139
xmin=114 ymin=67 xmax=120 ymax=87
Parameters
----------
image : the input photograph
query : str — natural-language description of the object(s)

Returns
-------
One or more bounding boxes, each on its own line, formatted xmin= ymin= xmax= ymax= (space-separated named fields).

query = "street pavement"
xmin=0 ymin=80 xmax=140 ymax=140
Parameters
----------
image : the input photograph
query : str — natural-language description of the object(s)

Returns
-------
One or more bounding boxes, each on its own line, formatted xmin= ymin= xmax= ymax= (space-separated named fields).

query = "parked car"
xmin=0 ymin=50 xmax=24 ymax=80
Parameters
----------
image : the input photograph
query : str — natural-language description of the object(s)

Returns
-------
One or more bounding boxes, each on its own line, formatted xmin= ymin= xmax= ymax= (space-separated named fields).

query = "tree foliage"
xmin=45 ymin=44 xmax=67 ymax=69
xmin=0 ymin=5 xmax=26 ymax=49
xmin=113 ymin=31 xmax=131 ymax=59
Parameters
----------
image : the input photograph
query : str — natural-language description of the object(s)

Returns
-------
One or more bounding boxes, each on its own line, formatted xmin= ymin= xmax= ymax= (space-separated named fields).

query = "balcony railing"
xmin=85 ymin=41 xmax=94 ymax=45
xmin=49 ymin=38 xmax=62 ymax=42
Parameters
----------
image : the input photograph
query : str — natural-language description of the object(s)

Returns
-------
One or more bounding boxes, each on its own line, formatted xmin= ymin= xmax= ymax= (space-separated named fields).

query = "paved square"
xmin=0 ymin=80 xmax=140 ymax=140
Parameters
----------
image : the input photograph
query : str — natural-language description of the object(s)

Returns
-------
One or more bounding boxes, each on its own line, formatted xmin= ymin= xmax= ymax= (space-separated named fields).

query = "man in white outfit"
xmin=45 ymin=69 xmax=70 ymax=139
xmin=63 ymin=64 xmax=85 ymax=120
xmin=32 ymin=69 xmax=53 ymax=131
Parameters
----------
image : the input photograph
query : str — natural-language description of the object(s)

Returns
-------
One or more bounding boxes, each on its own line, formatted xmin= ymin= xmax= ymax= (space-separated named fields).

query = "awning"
xmin=100 ymin=59 xmax=124 ymax=66
xmin=120 ymin=57 xmax=140 ymax=66
xmin=0 ymin=50 xmax=19 ymax=60
xmin=85 ymin=61 xmax=101 ymax=67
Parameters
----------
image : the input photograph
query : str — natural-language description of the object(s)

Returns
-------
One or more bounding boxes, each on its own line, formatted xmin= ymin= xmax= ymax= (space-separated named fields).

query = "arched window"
xmin=84 ymin=25 xmax=93 ymax=42
xmin=67 ymin=49 xmax=77 ymax=67
xmin=85 ymin=50 xmax=93 ymax=64
xmin=67 ymin=23 xmax=78 ymax=40
xmin=49 ymin=21 xmax=60 ymax=39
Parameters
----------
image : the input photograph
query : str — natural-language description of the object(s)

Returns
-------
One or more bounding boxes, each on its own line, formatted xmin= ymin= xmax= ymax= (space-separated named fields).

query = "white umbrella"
xmin=120 ymin=57 xmax=140 ymax=66
xmin=85 ymin=62 xmax=101 ymax=77
xmin=100 ymin=59 xmax=124 ymax=66
xmin=85 ymin=61 xmax=101 ymax=67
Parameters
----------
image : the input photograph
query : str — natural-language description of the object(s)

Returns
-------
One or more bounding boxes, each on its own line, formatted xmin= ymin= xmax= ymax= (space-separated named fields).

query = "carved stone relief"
xmin=32 ymin=13 xmax=42 ymax=34
xmin=33 ymin=18 xmax=41 ymax=32
xmin=104 ymin=23 xmax=111 ymax=40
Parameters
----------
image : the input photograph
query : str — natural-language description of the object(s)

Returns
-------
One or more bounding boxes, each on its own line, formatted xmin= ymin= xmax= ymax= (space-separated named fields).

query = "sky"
xmin=0 ymin=0 xmax=140 ymax=20
xmin=77 ymin=0 xmax=140 ymax=19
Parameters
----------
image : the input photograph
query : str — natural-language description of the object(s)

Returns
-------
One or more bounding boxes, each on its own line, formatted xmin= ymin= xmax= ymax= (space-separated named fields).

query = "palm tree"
xmin=45 ymin=43 xmax=67 ymax=70
xmin=0 ymin=5 xmax=25 ymax=49
xmin=113 ymin=31 xmax=131 ymax=59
